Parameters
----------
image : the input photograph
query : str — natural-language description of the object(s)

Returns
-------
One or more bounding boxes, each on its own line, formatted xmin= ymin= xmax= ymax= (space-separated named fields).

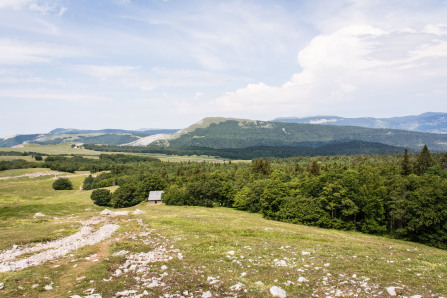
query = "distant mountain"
xmin=272 ymin=112 xmax=447 ymax=134
xmin=0 ymin=128 xmax=179 ymax=148
xmin=49 ymin=128 xmax=179 ymax=135
xmin=155 ymin=117 xmax=447 ymax=152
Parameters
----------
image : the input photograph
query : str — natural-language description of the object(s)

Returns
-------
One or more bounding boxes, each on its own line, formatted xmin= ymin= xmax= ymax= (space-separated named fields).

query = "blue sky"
xmin=1 ymin=0 xmax=447 ymax=137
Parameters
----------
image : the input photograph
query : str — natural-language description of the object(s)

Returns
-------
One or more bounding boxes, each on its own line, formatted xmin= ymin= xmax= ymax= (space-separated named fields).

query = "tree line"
xmin=2 ymin=146 xmax=447 ymax=249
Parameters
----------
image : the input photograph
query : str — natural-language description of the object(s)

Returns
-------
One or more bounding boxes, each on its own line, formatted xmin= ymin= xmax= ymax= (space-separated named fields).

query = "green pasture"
xmin=0 ymin=143 xmax=234 ymax=163
xmin=0 ymin=169 xmax=446 ymax=297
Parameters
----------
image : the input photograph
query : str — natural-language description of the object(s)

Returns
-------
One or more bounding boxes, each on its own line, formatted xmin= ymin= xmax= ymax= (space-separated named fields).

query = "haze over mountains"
xmin=273 ymin=112 xmax=447 ymax=134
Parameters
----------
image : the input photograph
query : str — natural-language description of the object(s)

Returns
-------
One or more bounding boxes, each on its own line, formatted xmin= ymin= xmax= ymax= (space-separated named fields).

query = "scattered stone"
xmin=132 ymin=209 xmax=145 ymax=215
xmin=227 ymin=250 xmax=235 ymax=255
xmin=240 ymin=272 xmax=247 ymax=277
xmin=33 ymin=212 xmax=45 ymax=218
xmin=0 ymin=283 xmax=3 ymax=290
xmin=275 ymin=259 xmax=287 ymax=267
xmin=44 ymin=284 xmax=53 ymax=290
xmin=31 ymin=284 xmax=39 ymax=289
xmin=230 ymin=282 xmax=245 ymax=291
xmin=301 ymin=251 xmax=311 ymax=255
xmin=161 ymin=265 xmax=168 ymax=271
xmin=202 ymin=290 xmax=212 ymax=298
xmin=255 ymin=281 xmax=264 ymax=287
xmin=113 ymin=250 xmax=129 ymax=256
xmin=113 ymin=269 xmax=123 ymax=277
xmin=385 ymin=286 xmax=397 ymax=296
xmin=116 ymin=290 xmax=138 ymax=297
xmin=298 ymin=276 xmax=308 ymax=283
xmin=324 ymin=263 xmax=330 ymax=267
xmin=270 ymin=286 xmax=287 ymax=298
xmin=100 ymin=209 xmax=112 ymax=215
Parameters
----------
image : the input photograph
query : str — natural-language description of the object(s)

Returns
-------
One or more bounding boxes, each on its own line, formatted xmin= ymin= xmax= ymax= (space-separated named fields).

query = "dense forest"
xmin=164 ymin=119 xmax=447 ymax=151
xmin=84 ymin=140 xmax=405 ymax=159
xmin=2 ymin=147 xmax=447 ymax=249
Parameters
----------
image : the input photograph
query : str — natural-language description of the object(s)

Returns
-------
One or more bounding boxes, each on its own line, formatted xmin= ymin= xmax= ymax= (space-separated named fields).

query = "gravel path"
xmin=0 ymin=223 xmax=120 ymax=272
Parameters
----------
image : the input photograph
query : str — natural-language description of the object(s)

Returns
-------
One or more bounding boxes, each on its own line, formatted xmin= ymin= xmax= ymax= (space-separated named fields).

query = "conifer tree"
xmin=400 ymin=149 xmax=412 ymax=175
xmin=415 ymin=145 xmax=434 ymax=175
xmin=309 ymin=160 xmax=320 ymax=176
xmin=441 ymin=152 xmax=447 ymax=171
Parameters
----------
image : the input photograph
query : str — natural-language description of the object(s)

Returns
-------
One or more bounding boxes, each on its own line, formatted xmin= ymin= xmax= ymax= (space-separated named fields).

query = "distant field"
xmin=0 ymin=143 xmax=234 ymax=163
xmin=0 ymin=168 xmax=53 ymax=178
xmin=0 ymin=171 xmax=446 ymax=297
xmin=0 ymin=143 xmax=101 ymax=156
xmin=0 ymin=156 xmax=36 ymax=162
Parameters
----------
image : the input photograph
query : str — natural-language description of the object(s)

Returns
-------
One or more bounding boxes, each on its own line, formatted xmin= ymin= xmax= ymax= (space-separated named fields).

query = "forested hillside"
xmin=162 ymin=118 xmax=447 ymax=151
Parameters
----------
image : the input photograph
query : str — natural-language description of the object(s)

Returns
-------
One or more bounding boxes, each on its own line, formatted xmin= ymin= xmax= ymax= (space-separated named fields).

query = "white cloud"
xmin=72 ymin=64 xmax=250 ymax=92
xmin=0 ymin=0 xmax=62 ymax=14
xmin=73 ymin=65 xmax=140 ymax=78
xmin=214 ymin=23 xmax=447 ymax=117
xmin=0 ymin=89 xmax=109 ymax=102
xmin=0 ymin=39 xmax=87 ymax=65
xmin=0 ymin=0 xmax=33 ymax=10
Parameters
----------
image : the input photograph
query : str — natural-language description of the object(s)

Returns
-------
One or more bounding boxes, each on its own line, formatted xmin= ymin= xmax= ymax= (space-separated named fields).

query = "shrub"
xmin=83 ymin=175 xmax=94 ymax=190
xmin=52 ymin=178 xmax=73 ymax=190
xmin=91 ymin=189 xmax=112 ymax=206
xmin=111 ymin=183 xmax=142 ymax=208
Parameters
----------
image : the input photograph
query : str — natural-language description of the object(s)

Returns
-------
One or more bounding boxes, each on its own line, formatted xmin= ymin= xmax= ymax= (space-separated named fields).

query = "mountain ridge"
xmin=156 ymin=117 xmax=447 ymax=152
xmin=272 ymin=112 xmax=447 ymax=133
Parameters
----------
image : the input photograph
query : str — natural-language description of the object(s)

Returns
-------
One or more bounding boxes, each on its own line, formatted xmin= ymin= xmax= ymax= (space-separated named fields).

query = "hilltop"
xmin=156 ymin=117 xmax=447 ymax=152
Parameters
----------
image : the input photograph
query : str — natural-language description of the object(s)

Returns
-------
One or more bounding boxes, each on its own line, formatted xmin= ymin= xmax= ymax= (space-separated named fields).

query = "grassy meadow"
xmin=0 ymin=143 xmax=232 ymax=163
xmin=0 ymin=168 xmax=446 ymax=297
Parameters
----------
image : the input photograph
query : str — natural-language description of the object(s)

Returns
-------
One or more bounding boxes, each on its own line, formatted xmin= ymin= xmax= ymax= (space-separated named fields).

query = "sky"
xmin=1 ymin=0 xmax=447 ymax=137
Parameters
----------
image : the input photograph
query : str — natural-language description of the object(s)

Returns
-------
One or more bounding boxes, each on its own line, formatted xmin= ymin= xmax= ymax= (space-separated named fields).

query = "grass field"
xmin=0 ymin=169 xmax=446 ymax=297
xmin=0 ymin=143 xmax=236 ymax=163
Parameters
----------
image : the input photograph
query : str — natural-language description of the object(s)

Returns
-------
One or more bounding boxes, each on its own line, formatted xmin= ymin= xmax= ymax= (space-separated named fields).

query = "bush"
xmin=111 ymin=183 xmax=143 ymax=208
xmin=83 ymin=175 xmax=94 ymax=190
xmin=91 ymin=189 xmax=112 ymax=206
xmin=52 ymin=178 xmax=73 ymax=190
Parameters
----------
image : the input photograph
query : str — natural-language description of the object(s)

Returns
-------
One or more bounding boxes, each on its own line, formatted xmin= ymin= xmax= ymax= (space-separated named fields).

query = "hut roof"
xmin=148 ymin=190 xmax=164 ymax=201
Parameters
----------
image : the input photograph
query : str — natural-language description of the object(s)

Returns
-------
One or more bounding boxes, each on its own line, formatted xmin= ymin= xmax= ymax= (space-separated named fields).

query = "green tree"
xmin=309 ymin=160 xmax=320 ymax=176
xmin=441 ymin=152 xmax=447 ymax=171
xmin=401 ymin=149 xmax=412 ymax=176
xmin=233 ymin=180 xmax=269 ymax=213
xmin=83 ymin=175 xmax=94 ymax=190
xmin=135 ymin=175 xmax=166 ymax=201
xmin=91 ymin=189 xmax=112 ymax=206
xmin=251 ymin=158 xmax=272 ymax=175
xmin=415 ymin=145 xmax=434 ymax=175
xmin=111 ymin=183 xmax=140 ymax=208
xmin=52 ymin=178 xmax=73 ymax=190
